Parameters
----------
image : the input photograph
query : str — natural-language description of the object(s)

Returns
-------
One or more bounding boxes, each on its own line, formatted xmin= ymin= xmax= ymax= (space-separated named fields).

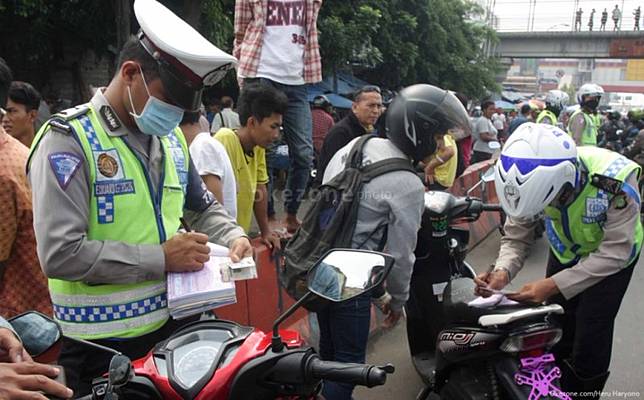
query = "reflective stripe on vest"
xmin=537 ymin=110 xmax=557 ymax=125
xmin=568 ymin=110 xmax=597 ymax=146
xmin=544 ymin=147 xmax=643 ymax=266
xmin=30 ymin=104 xmax=189 ymax=340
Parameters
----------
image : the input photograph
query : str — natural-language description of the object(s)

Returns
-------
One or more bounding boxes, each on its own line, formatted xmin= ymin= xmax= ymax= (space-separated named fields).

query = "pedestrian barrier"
xmin=215 ymin=159 xmax=501 ymax=345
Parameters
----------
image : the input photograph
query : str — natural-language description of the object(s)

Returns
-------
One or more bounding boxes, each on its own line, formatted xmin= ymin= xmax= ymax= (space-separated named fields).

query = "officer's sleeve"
xmin=568 ymin=113 xmax=586 ymax=146
xmin=183 ymin=157 xmax=246 ymax=247
xmin=494 ymin=216 xmax=538 ymax=280
xmin=29 ymin=129 xmax=166 ymax=284
xmin=551 ymin=172 xmax=640 ymax=299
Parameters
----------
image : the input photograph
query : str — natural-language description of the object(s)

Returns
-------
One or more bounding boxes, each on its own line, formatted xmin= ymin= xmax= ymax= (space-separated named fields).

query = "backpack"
xmin=279 ymin=135 xmax=417 ymax=311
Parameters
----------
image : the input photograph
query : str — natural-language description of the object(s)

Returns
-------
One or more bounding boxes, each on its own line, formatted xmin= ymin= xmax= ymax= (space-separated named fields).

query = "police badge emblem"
xmin=97 ymin=153 xmax=119 ymax=178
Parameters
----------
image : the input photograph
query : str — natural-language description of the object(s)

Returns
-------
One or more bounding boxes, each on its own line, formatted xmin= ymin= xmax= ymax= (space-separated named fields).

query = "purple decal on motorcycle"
xmin=514 ymin=353 xmax=571 ymax=400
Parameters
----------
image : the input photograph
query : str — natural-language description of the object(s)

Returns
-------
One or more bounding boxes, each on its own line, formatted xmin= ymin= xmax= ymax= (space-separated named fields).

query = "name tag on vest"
xmin=583 ymin=196 xmax=608 ymax=224
xmin=95 ymin=180 xmax=136 ymax=196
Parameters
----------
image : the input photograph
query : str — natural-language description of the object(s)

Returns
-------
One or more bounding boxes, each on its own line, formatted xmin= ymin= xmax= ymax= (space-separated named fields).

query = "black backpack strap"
xmin=346 ymin=134 xmax=377 ymax=169
xmin=361 ymin=158 xmax=417 ymax=182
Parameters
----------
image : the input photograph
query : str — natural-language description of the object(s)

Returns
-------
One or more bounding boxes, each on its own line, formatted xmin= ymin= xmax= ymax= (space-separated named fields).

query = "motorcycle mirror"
xmin=108 ymin=354 xmax=134 ymax=388
xmin=307 ymin=249 xmax=395 ymax=302
xmin=488 ymin=141 xmax=501 ymax=150
xmin=270 ymin=250 xmax=394 ymax=353
xmin=481 ymin=167 xmax=496 ymax=183
xmin=8 ymin=312 xmax=62 ymax=358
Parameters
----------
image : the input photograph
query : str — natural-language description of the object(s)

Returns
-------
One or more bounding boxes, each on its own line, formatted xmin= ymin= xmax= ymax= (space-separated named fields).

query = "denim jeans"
xmin=316 ymin=293 xmax=371 ymax=400
xmin=250 ymin=78 xmax=313 ymax=215
xmin=265 ymin=146 xmax=291 ymax=217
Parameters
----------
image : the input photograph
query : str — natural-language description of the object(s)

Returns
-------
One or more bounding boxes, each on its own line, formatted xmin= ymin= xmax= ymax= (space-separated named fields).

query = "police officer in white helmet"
xmin=477 ymin=123 xmax=641 ymax=399
xmin=568 ymin=83 xmax=604 ymax=146
xmin=27 ymin=0 xmax=252 ymax=394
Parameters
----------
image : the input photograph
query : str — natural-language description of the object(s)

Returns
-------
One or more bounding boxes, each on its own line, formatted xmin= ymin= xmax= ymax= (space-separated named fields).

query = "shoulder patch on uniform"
xmin=48 ymin=152 xmax=83 ymax=190
xmin=56 ymin=104 xmax=90 ymax=121
xmin=614 ymin=194 xmax=628 ymax=209
xmin=590 ymin=173 xmax=623 ymax=195
xmin=99 ymin=105 xmax=121 ymax=131
xmin=48 ymin=119 xmax=73 ymax=135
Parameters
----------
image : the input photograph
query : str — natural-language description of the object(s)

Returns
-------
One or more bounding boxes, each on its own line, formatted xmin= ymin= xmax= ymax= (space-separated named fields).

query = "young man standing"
xmin=2 ymin=81 xmax=41 ymax=147
xmin=180 ymin=111 xmax=237 ymax=219
xmin=234 ymin=0 xmax=323 ymax=233
xmin=215 ymin=84 xmax=288 ymax=250
xmin=471 ymin=100 xmax=498 ymax=163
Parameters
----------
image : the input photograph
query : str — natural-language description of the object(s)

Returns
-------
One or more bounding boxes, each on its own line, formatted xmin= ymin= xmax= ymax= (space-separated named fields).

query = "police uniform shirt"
xmin=28 ymin=89 xmax=246 ymax=285
xmin=495 ymin=172 xmax=640 ymax=300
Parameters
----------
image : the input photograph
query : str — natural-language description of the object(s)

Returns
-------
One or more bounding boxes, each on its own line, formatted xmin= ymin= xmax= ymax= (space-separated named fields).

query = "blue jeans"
xmin=316 ymin=293 xmax=371 ymax=400
xmin=252 ymin=78 xmax=313 ymax=215
xmin=265 ymin=147 xmax=291 ymax=217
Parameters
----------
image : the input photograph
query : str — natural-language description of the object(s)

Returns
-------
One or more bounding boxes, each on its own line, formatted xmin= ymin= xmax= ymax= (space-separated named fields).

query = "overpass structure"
xmin=494 ymin=31 xmax=644 ymax=59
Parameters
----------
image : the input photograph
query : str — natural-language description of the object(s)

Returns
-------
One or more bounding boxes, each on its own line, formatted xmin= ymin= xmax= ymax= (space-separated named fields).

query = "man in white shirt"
xmin=182 ymin=111 xmax=238 ymax=219
xmin=491 ymin=107 xmax=506 ymax=140
xmin=210 ymin=96 xmax=241 ymax=134
xmin=471 ymin=100 xmax=498 ymax=164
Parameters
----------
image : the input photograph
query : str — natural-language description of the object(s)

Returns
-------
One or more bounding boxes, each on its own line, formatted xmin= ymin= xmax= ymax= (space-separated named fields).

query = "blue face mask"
xmin=128 ymin=69 xmax=184 ymax=137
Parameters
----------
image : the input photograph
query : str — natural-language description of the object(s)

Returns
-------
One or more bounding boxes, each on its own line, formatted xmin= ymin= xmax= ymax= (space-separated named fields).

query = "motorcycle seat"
xmin=442 ymin=278 xmax=563 ymax=327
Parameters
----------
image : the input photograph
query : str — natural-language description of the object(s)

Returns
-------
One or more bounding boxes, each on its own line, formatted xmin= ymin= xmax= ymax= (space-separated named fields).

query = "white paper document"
xmin=167 ymin=242 xmax=238 ymax=319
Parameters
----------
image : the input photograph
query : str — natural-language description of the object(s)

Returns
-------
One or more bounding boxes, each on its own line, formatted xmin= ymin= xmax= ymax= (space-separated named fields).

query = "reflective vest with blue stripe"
xmin=536 ymin=110 xmax=557 ymax=126
xmin=28 ymin=104 xmax=189 ymax=340
xmin=568 ymin=110 xmax=598 ymax=146
xmin=544 ymin=147 xmax=642 ymax=266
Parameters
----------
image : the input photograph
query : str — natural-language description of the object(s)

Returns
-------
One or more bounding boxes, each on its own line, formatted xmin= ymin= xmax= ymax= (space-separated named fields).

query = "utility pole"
xmin=619 ymin=0 xmax=625 ymax=31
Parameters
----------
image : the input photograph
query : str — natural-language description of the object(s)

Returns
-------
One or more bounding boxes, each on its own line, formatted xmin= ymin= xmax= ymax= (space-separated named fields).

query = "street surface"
xmin=354 ymin=230 xmax=644 ymax=399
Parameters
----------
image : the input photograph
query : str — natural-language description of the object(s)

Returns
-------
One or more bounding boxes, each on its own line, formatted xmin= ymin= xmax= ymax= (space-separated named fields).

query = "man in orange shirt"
xmin=0 ymin=58 xmax=52 ymax=318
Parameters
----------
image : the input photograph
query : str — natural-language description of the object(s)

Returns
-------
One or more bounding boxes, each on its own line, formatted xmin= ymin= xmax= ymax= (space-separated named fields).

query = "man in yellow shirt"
xmin=423 ymin=132 xmax=458 ymax=190
xmin=214 ymin=83 xmax=288 ymax=250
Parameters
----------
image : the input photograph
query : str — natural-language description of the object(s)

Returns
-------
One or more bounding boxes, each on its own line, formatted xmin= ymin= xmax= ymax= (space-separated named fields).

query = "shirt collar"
xmin=90 ymin=89 xmax=129 ymax=138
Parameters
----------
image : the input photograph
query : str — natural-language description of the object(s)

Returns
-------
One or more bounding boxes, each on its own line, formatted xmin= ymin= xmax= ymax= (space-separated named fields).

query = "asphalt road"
xmin=354 ymin=230 xmax=644 ymax=399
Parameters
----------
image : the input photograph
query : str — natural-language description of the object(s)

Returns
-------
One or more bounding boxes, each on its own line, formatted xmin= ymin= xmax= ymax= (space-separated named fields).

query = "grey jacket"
xmin=323 ymin=137 xmax=425 ymax=311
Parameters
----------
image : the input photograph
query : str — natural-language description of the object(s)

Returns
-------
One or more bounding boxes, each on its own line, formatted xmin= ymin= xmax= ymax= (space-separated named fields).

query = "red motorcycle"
xmin=9 ymin=249 xmax=395 ymax=400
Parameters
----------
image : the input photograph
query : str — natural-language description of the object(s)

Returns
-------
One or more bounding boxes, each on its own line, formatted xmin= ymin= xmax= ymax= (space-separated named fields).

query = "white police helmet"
xmin=495 ymin=123 xmax=578 ymax=218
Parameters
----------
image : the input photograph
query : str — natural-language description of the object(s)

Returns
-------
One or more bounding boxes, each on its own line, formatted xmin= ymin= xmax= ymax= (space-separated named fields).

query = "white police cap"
xmin=134 ymin=0 xmax=237 ymax=111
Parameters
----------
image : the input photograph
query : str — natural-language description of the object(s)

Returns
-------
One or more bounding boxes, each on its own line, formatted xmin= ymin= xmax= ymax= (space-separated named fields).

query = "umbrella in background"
xmin=495 ymin=100 xmax=516 ymax=111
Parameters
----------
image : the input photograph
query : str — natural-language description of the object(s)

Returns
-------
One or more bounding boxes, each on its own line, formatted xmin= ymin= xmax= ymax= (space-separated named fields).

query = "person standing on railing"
xmin=612 ymin=5 xmax=621 ymax=31
xmin=588 ymin=8 xmax=595 ymax=31
xmin=575 ymin=8 xmax=583 ymax=31
xmin=634 ymin=6 xmax=641 ymax=31
xmin=600 ymin=8 xmax=608 ymax=30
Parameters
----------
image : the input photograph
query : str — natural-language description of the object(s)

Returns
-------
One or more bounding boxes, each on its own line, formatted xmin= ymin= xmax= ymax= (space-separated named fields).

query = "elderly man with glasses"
xmin=316 ymin=85 xmax=383 ymax=182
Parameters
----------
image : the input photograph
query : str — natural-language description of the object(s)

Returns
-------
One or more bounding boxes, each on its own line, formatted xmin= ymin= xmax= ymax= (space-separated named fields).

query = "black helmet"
xmin=312 ymin=95 xmax=331 ymax=109
xmin=386 ymin=84 xmax=470 ymax=162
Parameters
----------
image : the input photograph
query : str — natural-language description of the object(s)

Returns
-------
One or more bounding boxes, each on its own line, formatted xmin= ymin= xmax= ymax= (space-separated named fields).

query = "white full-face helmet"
xmin=576 ymin=83 xmax=604 ymax=105
xmin=495 ymin=123 xmax=578 ymax=218
xmin=545 ymin=90 xmax=570 ymax=116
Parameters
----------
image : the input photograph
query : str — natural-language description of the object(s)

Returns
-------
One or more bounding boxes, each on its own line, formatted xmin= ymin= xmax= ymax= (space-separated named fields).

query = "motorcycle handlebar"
xmin=481 ymin=203 xmax=503 ymax=212
xmin=307 ymin=357 xmax=388 ymax=388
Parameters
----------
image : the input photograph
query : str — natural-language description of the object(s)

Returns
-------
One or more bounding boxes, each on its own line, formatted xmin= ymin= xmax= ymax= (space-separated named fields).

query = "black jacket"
xmin=316 ymin=112 xmax=368 ymax=183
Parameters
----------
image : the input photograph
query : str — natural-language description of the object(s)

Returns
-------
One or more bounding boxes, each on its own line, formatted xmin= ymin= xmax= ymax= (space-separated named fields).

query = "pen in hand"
xmin=180 ymin=217 xmax=192 ymax=233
